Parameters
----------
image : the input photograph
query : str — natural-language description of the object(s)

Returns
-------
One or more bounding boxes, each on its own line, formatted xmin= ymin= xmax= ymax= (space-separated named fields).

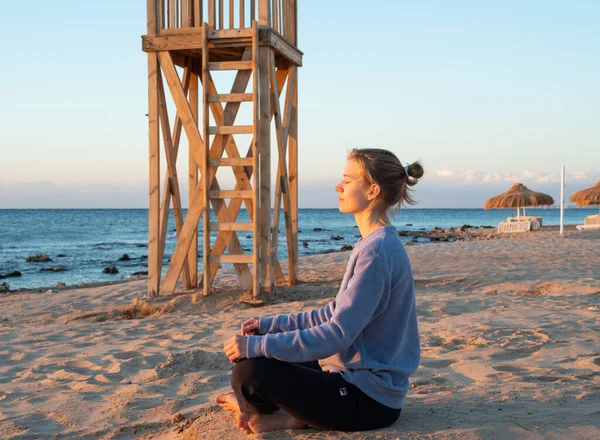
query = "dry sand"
xmin=1 ymin=226 xmax=599 ymax=439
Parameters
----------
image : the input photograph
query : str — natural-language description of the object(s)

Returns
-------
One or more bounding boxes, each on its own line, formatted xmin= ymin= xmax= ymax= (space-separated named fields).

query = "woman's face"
xmin=335 ymin=160 xmax=374 ymax=214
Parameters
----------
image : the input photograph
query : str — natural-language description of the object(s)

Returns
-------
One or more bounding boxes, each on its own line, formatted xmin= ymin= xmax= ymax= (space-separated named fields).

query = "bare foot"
xmin=215 ymin=393 xmax=241 ymax=414
xmin=246 ymin=410 xmax=307 ymax=433
xmin=236 ymin=412 xmax=253 ymax=435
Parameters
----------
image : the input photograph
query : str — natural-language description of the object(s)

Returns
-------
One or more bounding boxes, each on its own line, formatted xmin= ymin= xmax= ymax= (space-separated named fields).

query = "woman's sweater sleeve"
xmin=258 ymin=301 xmax=336 ymax=334
xmin=247 ymin=247 xmax=389 ymax=362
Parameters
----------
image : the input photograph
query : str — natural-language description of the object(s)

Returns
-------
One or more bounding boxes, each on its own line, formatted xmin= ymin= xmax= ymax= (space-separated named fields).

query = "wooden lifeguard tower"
xmin=142 ymin=1 xmax=301 ymax=297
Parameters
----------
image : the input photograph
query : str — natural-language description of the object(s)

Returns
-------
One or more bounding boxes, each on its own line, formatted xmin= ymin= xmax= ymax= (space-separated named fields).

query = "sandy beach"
xmin=1 ymin=226 xmax=599 ymax=439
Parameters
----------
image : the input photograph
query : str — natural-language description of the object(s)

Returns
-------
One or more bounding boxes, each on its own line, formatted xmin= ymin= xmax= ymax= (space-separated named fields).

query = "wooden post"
xmin=208 ymin=0 xmax=216 ymax=28
xmin=147 ymin=2 xmax=159 ymax=296
xmin=288 ymin=65 xmax=298 ymax=285
xmin=148 ymin=0 xmax=157 ymax=35
xmin=194 ymin=0 xmax=201 ymax=26
xmin=252 ymin=21 xmax=260 ymax=297
xmin=202 ymin=23 xmax=211 ymax=296
xmin=147 ymin=60 xmax=160 ymax=295
xmin=258 ymin=44 xmax=271 ymax=292
xmin=189 ymin=60 xmax=199 ymax=286
xmin=219 ymin=0 xmax=224 ymax=29
xmin=240 ymin=0 xmax=245 ymax=28
xmin=259 ymin=0 xmax=270 ymax=26
xmin=290 ymin=0 xmax=297 ymax=45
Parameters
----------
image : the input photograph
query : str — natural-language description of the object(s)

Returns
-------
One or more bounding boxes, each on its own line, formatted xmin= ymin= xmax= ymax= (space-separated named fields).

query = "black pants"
xmin=231 ymin=357 xmax=401 ymax=432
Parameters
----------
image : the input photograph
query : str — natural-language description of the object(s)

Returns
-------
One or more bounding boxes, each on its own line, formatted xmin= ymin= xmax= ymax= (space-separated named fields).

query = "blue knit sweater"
xmin=246 ymin=225 xmax=420 ymax=409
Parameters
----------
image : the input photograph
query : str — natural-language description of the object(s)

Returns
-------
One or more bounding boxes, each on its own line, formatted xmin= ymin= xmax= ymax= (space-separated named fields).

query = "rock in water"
xmin=0 ymin=270 xmax=22 ymax=279
xmin=41 ymin=266 xmax=67 ymax=272
xmin=155 ymin=349 xmax=231 ymax=379
xmin=26 ymin=253 xmax=52 ymax=263
xmin=103 ymin=265 xmax=119 ymax=274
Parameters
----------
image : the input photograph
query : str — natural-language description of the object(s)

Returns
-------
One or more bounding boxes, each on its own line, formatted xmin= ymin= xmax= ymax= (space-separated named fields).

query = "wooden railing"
xmin=148 ymin=0 xmax=297 ymax=44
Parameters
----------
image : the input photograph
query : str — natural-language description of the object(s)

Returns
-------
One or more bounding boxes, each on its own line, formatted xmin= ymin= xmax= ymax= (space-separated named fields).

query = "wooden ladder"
xmin=200 ymin=21 xmax=261 ymax=297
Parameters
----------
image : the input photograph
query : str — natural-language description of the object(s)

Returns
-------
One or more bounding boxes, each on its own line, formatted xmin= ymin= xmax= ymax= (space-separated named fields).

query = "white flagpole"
xmin=560 ymin=166 xmax=565 ymax=235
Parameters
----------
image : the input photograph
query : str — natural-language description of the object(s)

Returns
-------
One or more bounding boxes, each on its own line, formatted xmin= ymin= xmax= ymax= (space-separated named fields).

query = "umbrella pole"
xmin=517 ymin=205 xmax=520 ymax=221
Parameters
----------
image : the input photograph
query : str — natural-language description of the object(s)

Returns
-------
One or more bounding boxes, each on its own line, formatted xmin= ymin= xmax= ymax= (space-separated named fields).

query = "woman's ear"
xmin=367 ymin=184 xmax=381 ymax=201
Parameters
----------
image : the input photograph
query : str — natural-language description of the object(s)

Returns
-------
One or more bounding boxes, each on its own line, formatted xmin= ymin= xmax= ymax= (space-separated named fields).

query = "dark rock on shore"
xmin=0 ymin=282 xmax=10 ymax=293
xmin=132 ymin=270 xmax=149 ymax=276
xmin=41 ymin=266 xmax=67 ymax=272
xmin=103 ymin=265 xmax=119 ymax=274
xmin=119 ymin=254 xmax=132 ymax=261
xmin=26 ymin=253 xmax=52 ymax=263
xmin=54 ymin=282 xmax=66 ymax=288
xmin=0 ymin=270 xmax=22 ymax=279
xmin=330 ymin=235 xmax=343 ymax=240
xmin=341 ymin=244 xmax=353 ymax=251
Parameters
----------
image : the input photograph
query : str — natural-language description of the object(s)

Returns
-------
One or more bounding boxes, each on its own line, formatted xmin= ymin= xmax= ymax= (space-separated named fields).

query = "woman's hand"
xmin=240 ymin=317 xmax=261 ymax=335
xmin=224 ymin=334 xmax=248 ymax=363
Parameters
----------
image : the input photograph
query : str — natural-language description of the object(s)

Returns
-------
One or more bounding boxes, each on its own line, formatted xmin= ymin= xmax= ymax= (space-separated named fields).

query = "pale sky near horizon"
xmin=1 ymin=1 xmax=599 ymax=208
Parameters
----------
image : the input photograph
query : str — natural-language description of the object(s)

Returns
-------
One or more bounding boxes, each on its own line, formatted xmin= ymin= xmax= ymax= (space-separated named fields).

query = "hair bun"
xmin=406 ymin=162 xmax=424 ymax=186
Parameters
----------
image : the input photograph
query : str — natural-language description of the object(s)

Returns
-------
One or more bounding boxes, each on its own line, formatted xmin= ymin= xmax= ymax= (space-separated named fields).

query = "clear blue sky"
xmin=1 ymin=0 xmax=599 ymax=208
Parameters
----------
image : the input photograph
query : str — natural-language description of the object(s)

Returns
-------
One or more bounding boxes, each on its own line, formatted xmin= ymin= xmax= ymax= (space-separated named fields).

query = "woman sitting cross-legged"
xmin=216 ymin=148 xmax=424 ymax=435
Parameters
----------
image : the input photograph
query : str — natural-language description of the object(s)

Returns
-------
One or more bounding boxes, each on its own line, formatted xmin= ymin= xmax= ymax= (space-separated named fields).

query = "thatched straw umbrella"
xmin=484 ymin=183 xmax=555 ymax=219
xmin=570 ymin=180 xmax=600 ymax=213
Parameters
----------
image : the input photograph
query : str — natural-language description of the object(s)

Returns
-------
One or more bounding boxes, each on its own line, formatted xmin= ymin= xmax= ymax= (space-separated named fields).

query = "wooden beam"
xmin=188 ymin=62 xmax=199 ymax=287
xmin=208 ymin=125 xmax=253 ymax=135
xmin=169 ymin=0 xmax=175 ymax=29
xmin=261 ymin=29 xmax=303 ymax=67
xmin=208 ymin=61 xmax=252 ymax=71
xmin=209 ymin=222 xmax=254 ymax=231
xmin=290 ymin=0 xmax=297 ymax=45
xmin=259 ymin=0 xmax=270 ymax=26
xmin=239 ymin=0 xmax=245 ymax=28
xmin=147 ymin=53 xmax=160 ymax=295
xmin=202 ymin=22 xmax=211 ymax=296
xmin=208 ymin=0 xmax=216 ymax=28
xmin=288 ymin=64 xmax=299 ymax=285
xmin=258 ymin=44 xmax=271 ymax=292
xmin=147 ymin=0 xmax=157 ymax=35
xmin=209 ymin=254 xmax=254 ymax=264
xmin=252 ymin=20 xmax=260 ymax=297
xmin=208 ymin=190 xmax=253 ymax=199
xmin=207 ymin=93 xmax=253 ymax=102
xmin=208 ymin=157 xmax=253 ymax=166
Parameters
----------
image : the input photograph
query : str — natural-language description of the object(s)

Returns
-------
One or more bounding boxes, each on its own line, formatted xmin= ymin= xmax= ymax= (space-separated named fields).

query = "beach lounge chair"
xmin=497 ymin=219 xmax=541 ymax=233
xmin=506 ymin=216 xmax=543 ymax=226
xmin=576 ymin=214 xmax=600 ymax=230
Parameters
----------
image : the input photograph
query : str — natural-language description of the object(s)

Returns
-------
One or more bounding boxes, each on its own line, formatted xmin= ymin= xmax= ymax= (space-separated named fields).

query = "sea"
xmin=0 ymin=208 xmax=596 ymax=290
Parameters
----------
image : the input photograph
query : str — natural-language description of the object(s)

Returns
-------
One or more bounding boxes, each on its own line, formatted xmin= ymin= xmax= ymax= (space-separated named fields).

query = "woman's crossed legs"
xmin=216 ymin=357 xmax=400 ymax=435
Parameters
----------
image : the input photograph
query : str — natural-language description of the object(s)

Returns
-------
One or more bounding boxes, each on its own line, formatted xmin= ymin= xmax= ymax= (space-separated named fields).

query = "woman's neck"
xmin=354 ymin=210 xmax=391 ymax=238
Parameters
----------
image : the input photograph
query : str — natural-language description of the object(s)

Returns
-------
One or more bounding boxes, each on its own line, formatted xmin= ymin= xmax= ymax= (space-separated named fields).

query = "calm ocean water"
xmin=0 ymin=208 xmax=596 ymax=290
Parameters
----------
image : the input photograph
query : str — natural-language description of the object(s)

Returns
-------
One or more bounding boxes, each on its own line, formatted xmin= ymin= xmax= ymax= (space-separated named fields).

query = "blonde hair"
xmin=348 ymin=148 xmax=424 ymax=213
